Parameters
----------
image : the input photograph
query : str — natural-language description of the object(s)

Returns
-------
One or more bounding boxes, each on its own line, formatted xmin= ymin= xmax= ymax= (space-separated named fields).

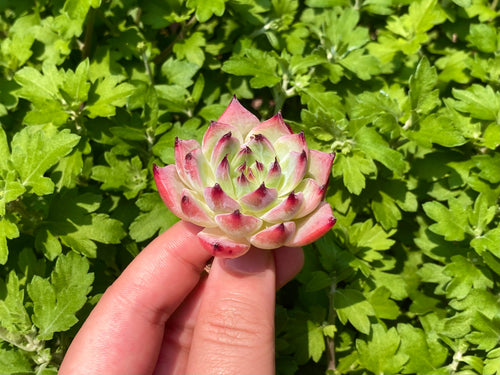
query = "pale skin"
xmin=59 ymin=221 xmax=304 ymax=375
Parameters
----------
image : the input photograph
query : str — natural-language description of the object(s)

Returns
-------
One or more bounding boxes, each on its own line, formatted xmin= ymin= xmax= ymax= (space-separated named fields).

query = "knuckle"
xmin=200 ymin=296 xmax=273 ymax=348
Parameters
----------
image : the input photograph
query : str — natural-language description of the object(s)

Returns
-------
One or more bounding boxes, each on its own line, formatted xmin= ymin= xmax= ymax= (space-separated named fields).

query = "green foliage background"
xmin=1 ymin=0 xmax=499 ymax=373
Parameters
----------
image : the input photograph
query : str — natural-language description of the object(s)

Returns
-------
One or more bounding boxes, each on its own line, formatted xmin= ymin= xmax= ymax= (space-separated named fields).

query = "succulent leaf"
xmin=154 ymin=98 xmax=336 ymax=258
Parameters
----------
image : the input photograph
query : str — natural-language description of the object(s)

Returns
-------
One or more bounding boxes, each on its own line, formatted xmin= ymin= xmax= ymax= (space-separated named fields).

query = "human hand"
xmin=58 ymin=220 xmax=304 ymax=375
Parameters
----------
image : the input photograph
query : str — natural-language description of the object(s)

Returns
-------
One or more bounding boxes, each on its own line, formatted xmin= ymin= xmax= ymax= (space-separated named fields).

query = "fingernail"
xmin=222 ymin=248 xmax=271 ymax=275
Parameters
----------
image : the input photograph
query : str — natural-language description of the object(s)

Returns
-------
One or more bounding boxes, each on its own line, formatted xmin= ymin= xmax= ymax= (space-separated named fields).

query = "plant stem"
xmin=82 ymin=8 xmax=96 ymax=59
xmin=326 ymin=282 xmax=337 ymax=372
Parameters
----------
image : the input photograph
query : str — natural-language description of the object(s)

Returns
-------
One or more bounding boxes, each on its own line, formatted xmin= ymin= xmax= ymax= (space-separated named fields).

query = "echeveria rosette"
xmin=153 ymin=97 xmax=336 ymax=258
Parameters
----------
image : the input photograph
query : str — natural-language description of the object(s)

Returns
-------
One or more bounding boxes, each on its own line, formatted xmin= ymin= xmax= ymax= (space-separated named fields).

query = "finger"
xmin=274 ymin=246 xmax=304 ymax=289
xmin=153 ymin=276 xmax=208 ymax=375
xmin=155 ymin=246 xmax=303 ymax=374
xmin=59 ymin=221 xmax=211 ymax=375
xmin=186 ymin=248 xmax=276 ymax=375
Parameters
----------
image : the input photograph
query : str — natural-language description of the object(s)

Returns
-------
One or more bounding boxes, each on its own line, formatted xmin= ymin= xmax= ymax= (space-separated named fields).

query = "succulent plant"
xmin=153 ymin=97 xmax=336 ymax=258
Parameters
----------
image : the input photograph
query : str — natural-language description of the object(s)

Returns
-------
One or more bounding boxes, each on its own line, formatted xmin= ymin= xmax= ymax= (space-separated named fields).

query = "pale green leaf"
xmin=398 ymin=323 xmax=448 ymax=374
xmin=0 ymin=271 xmax=31 ymax=334
xmin=27 ymin=253 xmax=93 ymax=340
xmin=423 ymin=197 xmax=471 ymax=241
xmin=129 ymin=193 xmax=179 ymax=242
xmin=187 ymin=0 xmax=226 ymax=22
xmin=85 ymin=76 xmax=135 ymax=118
xmin=0 ymin=217 xmax=19 ymax=265
xmin=91 ymin=152 xmax=148 ymax=199
xmin=334 ymin=288 xmax=375 ymax=334
xmin=452 ymin=84 xmax=500 ymax=121
xmin=354 ymin=126 xmax=407 ymax=175
xmin=356 ymin=324 xmax=409 ymax=374
xmin=10 ymin=126 xmax=80 ymax=195
xmin=0 ymin=348 xmax=32 ymax=375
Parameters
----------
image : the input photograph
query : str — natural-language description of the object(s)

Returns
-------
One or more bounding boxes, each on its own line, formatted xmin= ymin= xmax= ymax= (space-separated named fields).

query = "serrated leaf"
xmin=354 ymin=126 xmax=407 ymax=176
xmin=307 ymin=320 xmax=326 ymax=362
xmin=0 ymin=348 xmax=32 ymax=375
xmin=333 ymin=152 xmax=377 ymax=195
xmin=349 ymin=219 xmax=395 ymax=252
xmin=35 ymin=191 xmax=126 ymax=258
xmin=27 ymin=253 xmax=93 ymax=340
xmin=423 ymin=197 xmax=471 ymax=241
xmin=161 ymin=58 xmax=200 ymax=88
xmin=334 ymin=288 xmax=375 ymax=334
xmin=409 ymin=56 xmax=440 ymax=116
xmin=452 ymin=84 xmax=500 ymax=121
xmin=10 ymin=126 xmax=80 ymax=195
xmin=371 ymin=191 xmax=401 ymax=230
xmin=368 ymin=287 xmax=400 ymax=319
xmin=0 ymin=271 xmax=31 ymax=334
xmin=85 ymin=76 xmax=135 ymax=118
xmin=0 ymin=171 xmax=25 ymax=217
xmin=398 ymin=323 xmax=448 ymax=374
xmin=356 ymin=324 xmax=409 ymax=374
xmin=339 ymin=50 xmax=380 ymax=80
xmin=91 ymin=152 xmax=148 ymax=199
xmin=173 ymin=32 xmax=206 ymax=66
xmin=129 ymin=193 xmax=179 ymax=242
xmin=472 ymin=228 xmax=500 ymax=259
xmin=484 ymin=348 xmax=500 ymax=375
xmin=467 ymin=23 xmax=498 ymax=54
xmin=187 ymin=0 xmax=226 ymax=22
xmin=466 ymin=312 xmax=500 ymax=351
xmin=409 ymin=113 xmax=467 ymax=148
xmin=443 ymin=255 xmax=494 ymax=299
xmin=222 ymin=49 xmax=281 ymax=88
xmin=0 ymin=217 xmax=19 ymax=265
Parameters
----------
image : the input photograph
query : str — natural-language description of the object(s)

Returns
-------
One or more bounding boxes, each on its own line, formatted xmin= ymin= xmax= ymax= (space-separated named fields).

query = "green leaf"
xmin=422 ymin=197 xmax=471 ymax=241
xmin=307 ymin=320 xmax=326 ymax=362
xmin=0 ymin=171 xmax=25 ymax=217
xmin=484 ymin=348 xmax=500 ymax=375
xmin=187 ymin=0 xmax=226 ymax=22
xmin=339 ymin=49 xmax=380 ymax=80
xmin=0 ymin=126 xmax=11 ymax=170
xmin=349 ymin=219 xmax=396 ymax=252
xmin=409 ymin=56 xmax=440 ymax=116
xmin=91 ymin=152 xmax=148 ymax=199
xmin=371 ymin=191 xmax=401 ymax=230
xmin=129 ymin=193 xmax=179 ymax=242
xmin=451 ymin=84 xmax=500 ymax=121
xmin=466 ymin=312 xmax=500 ymax=351
xmin=222 ymin=49 xmax=281 ymax=88
xmin=356 ymin=324 xmax=409 ymax=374
xmin=10 ymin=125 xmax=80 ymax=195
xmin=443 ymin=255 xmax=494 ymax=299
xmin=472 ymin=228 xmax=500 ymax=259
xmin=409 ymin=113 xmax=467 ymax=148
xmin=333 ymin=152 xmax=377 ymax=195
xmin=27 ymin=252 xmax=93 ymax=340
xmin=35 ymin=191 xmax=126 ymax=258
xmin=0 ymin=271 xmax=31 ymax=334
xmin=334 ymin=288 xmax=375 ymax=334
xmin=354 ymin=126 xmax=407 ymax=176
xmin=398 ymin=323 xmax=448 ymax=374
xmin=0 ymin=348 xmax=32 ymax=375
xmin=467 ymin=23 xmax=498 ymax=54
xmin=0 ymin=217 xmax=19 ymax=265
xmin=368 ymin=287 xmax=400 ymax=320
xmin=173 ymin=32 xmax=206 ymax=66
xmin=85 ymin=76 xmax=135 ymax=118
xmin=161 ymin=58 xmax=200 ymax=88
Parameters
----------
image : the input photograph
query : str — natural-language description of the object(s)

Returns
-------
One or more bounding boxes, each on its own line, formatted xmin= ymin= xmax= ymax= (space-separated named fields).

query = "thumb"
xmin=186 ymin=248 xmax=276 ymax=375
